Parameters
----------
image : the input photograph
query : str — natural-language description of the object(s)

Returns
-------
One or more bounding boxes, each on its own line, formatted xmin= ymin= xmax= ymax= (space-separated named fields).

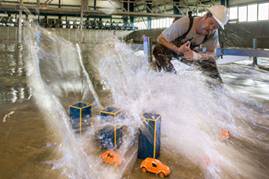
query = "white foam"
xmin=94 ymin=38 xmax=269 ymax=179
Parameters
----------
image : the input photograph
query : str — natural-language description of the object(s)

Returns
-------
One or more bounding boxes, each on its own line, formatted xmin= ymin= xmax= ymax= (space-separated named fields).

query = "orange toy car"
xmin=99 ymin=150 xmax=122 ymax=166
xmin=219 ymin=128 xmax=231 ymax=140
xmin=140 ymin=158 xmax=171 ymax=177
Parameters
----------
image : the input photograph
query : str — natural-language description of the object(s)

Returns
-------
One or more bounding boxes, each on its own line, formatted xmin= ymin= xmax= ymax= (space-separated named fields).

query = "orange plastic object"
xmin=99 ymin=150 xmax=122 ymax=166
xmin=219 ymin=128 xmax=230 ymax=140
xmin=140 ymin=158 xmax=171 ymax=177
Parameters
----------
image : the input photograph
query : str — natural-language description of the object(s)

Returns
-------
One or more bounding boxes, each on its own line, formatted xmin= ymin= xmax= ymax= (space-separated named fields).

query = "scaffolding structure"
xmin=0 ymin=0 xmax=215 ymax=29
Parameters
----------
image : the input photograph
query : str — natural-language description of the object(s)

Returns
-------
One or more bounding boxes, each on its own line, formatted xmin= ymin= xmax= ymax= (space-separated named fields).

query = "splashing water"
xmin=94 ymin=38 xmax=269 ymax=179
xmin=21 ymin=15 xmax=269 ymax=178
xmin=75 ymin=43 xmax=101 ymax=107
xmin=23 ymin=23 xmax=100 ymax=178
xmin=23 ymin=21 xmax=143 ymax=179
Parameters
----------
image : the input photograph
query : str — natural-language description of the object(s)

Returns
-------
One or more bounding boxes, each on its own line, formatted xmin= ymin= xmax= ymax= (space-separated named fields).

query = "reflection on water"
xmin=0 ymin=43 xmax=31 ymax=104
xmin=0 ymin=38 xmax=57 ymax=179
xmin=0 ymin=86 xmax=31 ymax=103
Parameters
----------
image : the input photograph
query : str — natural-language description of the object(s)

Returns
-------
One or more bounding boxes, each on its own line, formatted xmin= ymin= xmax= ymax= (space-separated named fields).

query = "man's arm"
xmin=184 ymin=31 xmax=219 ymax=61
xmin=157 ymin=34 xmax=179 ymax=53
xmin=157 ymin=34 xmax=191 ymax=55
xmin=183 ymin=48 xmax=217 ymax=61
xmin=199 ymin=48 xmax=217 ymax=60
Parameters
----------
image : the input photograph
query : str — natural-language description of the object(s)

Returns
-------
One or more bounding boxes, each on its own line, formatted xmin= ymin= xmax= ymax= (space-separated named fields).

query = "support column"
xmin=93 ymin=0 xmax=97 ymax=27
xmin=130 ymin=0 xmax=135 ymax=29
xmin=173 ymin=0 xmax=180 ymax=22
xmin=173 ymin=0 xmax=180 ymax=15
xmin=58 ymin=0 xmax=62 ymax=27
xmin=44 ymin=16 xmax=48 ymax=28
xmin=221 ymin=0 xmax=229 ymax=6
xmin=123 ymin=1 xmax=129 ymax=27
xmin=80 ymin=0 xmax=88 ymax=29
xmin=110 ymin=17 xmax=112 ymax=30
xmin=37 ymin=0 xmax=40 ymax=25
xmin=146 ymin=0 xmax=152 ymax=29
xmin=98 ymin=17 xmax=102 ymax=29
xmin=58 ymin=0 xmax=61 ymax=8
xmin=80 ymin=1 xmax=84 ymax=29
xmin=65 ymin=16 xmax=68 ymax=28
xmin=252 ymin=38 xmax=258 ymax=66
xmin=17 ymin=0 xmax=23 ymax=47
xmin=93 ymin=0 xmax=97 ymax=11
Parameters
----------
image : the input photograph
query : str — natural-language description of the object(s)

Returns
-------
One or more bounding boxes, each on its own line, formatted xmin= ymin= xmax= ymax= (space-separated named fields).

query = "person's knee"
xmin=153 ymin=45 xmax=162 ymax=57
xmin=208 ymin=56 xmax=216 ymax=61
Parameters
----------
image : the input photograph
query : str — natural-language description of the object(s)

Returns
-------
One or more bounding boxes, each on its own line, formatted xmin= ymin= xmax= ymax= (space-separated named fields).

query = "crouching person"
xmin=153 ymin=5 xmax=229 ymax=82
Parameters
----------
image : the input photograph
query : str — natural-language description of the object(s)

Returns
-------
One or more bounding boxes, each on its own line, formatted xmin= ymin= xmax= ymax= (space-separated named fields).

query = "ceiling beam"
xmin=0 ymin=3 xmax=182 ymax=18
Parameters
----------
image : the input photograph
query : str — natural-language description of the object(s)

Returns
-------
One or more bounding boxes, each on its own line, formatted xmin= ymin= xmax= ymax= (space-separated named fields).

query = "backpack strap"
xmin=202 ymin=33 xmax=210 ymax=44
xmin=179 ymin=16 xmax=194 ymax=40
xmin=172 ymin=16 xmax=194 ymax=46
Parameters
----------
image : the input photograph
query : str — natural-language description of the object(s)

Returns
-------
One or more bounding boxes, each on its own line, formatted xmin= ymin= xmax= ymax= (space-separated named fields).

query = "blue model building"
xmin=95 ymin=106 xmax=125 ymax=149
xmin=69 ymin=102 xmax=92 ymax=131
xmin=138 ymin=112 xmax=161 ymax=159
xmin=95 ymin=125 xmax=124 ymax=149
xmin=99 ymin=106 xmax=121 ymax=121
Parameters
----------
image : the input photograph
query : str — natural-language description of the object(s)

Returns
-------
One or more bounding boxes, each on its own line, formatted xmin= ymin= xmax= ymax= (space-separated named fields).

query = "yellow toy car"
xmin=140 ymin=158 xmax=171 ymax=177
xmin=99 ymin=150 xmax=122 ymax=167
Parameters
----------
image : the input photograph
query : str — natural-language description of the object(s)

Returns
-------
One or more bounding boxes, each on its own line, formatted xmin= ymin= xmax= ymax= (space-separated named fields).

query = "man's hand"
xmin=174 ymin=41 xmax=191 ymax=55
xmin=183 ymin=49 xmax=202 ymax=61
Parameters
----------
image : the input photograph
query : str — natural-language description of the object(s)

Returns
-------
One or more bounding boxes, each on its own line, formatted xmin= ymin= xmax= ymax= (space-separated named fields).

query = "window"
xmin=149 ymin=18 xmax=174 ymax=29
xmin=258 ymin=3 xmax=269 ymax=20
xmin=197 ymin=11 xmax=206 ymax=16
xmin=248 ymin=4 xmax=257 ymax=21
xmin=152 ymin=19 xmax=157 ymax=29
xmin=159 ymin=18 xmax=165 ymax=28
xmin=159 ymin=19 xmax=164 ymax=28
xmin=152 ymin=163 xmax=157 ymax=167
xmin=238 ymin=6 xmax=247 ymax=22
xmin=229 ymin=7 xmax=238 ymax=20
xmin=135 ymin=21 xmax=147 ymax=30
